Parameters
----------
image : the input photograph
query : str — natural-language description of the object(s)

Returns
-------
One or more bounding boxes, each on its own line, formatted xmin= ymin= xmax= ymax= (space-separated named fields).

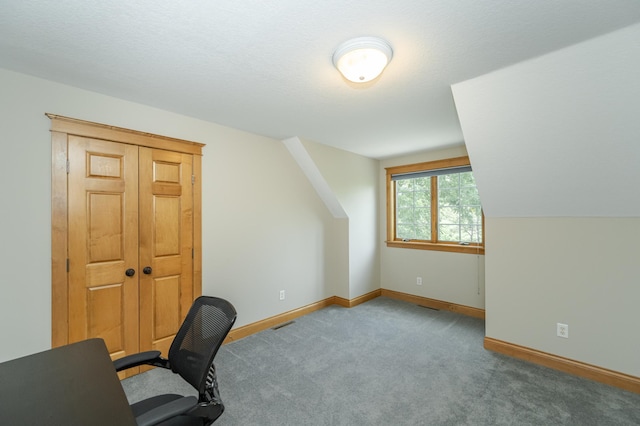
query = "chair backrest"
xmin=168 ymin=296 xmax=237 ymax=400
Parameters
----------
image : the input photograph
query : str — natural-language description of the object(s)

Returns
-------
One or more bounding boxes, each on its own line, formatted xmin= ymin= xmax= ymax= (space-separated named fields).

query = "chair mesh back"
xmin=168 ymin=296 xmax=237 ymax=396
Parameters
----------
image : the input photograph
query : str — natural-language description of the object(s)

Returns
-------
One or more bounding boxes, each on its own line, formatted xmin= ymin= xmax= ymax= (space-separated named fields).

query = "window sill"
xmin=385 ymin=240 xmax=484 ymax=255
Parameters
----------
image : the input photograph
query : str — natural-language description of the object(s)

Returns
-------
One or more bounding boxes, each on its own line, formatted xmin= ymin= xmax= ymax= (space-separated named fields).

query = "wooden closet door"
xmin=67 ymin=136 xmax=139 ymax=368
xmin=138 ymin=147 xmax=194 ymax=357
xmin=50 ymin=114 xmax=203 ymax=376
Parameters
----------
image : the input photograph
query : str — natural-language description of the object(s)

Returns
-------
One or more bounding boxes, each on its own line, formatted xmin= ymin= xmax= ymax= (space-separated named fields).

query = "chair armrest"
xmin=113 ymin=351 xmax=169 ymax=372
xmin=134 ymin=396 xmax=198 ymax=426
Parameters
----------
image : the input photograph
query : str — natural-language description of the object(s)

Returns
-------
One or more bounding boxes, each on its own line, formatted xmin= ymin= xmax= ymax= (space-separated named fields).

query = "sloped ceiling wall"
xmin=451 ymin=23 xmax=640 ymax=218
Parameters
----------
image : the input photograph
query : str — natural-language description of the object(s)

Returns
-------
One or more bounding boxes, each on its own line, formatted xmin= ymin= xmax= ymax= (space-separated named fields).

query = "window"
xmin=386 ymin=156 xmax=484 ymax=254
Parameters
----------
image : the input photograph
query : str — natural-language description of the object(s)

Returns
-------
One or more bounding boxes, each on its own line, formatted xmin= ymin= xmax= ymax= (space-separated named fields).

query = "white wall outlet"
xmin=557 ymin=323 xmax=569 ymax=338
xmin=279 ymin=290 xmax=285 ymax=301
xmin=416 ymin=277 xmax=423 ymax=285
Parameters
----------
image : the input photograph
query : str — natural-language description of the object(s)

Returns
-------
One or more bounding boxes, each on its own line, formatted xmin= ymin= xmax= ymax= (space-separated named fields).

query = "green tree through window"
xmin=437 ymin=171 xmax=482 ymax=243
xmin=396 ymin=176 xmax=431 ymax=240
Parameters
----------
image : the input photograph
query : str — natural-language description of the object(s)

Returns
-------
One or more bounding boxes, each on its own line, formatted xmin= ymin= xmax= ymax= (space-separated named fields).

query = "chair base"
xmin=132 ymin=394 xmax=224 ymax=426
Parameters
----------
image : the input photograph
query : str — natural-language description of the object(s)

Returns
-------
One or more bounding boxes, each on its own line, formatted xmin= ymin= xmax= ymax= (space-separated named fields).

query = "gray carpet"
xmin=122 ymin=297 xmax=640 ymax=425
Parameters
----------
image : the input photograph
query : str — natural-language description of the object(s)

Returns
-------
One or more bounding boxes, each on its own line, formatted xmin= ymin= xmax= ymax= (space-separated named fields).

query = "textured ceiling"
xmin=1 ymin=0 xmax=640 ymax=159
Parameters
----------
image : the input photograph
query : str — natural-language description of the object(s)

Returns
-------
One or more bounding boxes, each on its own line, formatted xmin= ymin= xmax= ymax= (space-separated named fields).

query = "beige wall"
xmin=301 ymin=139 xmax=380 ymax=299
xmin=201 ymin=133 xmax=340 ymax=327
xmin=379 ymin=145 xmax=486 ymax=310
xmin=486 ymin=217 xmax=640 ymax=376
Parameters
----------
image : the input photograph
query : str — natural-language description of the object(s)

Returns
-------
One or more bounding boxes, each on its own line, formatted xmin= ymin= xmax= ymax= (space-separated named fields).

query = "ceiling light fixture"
xmin=332 ymin=36 xmax=393 ymax=83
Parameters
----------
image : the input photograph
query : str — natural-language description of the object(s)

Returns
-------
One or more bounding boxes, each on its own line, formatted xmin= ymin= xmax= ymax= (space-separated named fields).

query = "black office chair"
xmin=114 ymin=296 xmax=237 ymax=426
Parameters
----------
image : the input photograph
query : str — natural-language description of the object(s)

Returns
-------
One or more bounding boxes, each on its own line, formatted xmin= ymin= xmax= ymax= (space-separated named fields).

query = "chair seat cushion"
xmin=131 ymin=394 xmax=184 ymax=417
xmin=132 ymin=394 xmax=209 ymax=426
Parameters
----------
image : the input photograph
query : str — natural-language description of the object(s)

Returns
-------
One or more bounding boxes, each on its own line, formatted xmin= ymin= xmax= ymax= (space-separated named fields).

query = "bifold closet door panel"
xmin=67 ymin=136 xmax=140 ymax=367
xmin=138 ymin=147 xmax=194 ymax=358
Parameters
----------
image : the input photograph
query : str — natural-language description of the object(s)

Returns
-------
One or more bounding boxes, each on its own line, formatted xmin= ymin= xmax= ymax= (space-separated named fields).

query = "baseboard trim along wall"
xmin=380 ymin=288 xmax=486 ymax=319
xmin=225 ymin=290 xmax=381 ymax=343
xmin=225 ymin=289 xmax=482 ymax=343
xmin=333 ymin=289 xmax=382 ymax=308
xmin=484 ymin=337 xmax=640 ymax=394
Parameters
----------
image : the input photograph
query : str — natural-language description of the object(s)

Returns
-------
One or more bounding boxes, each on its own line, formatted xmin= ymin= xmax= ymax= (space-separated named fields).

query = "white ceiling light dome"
xmin=332 ymin=36 xmax=393 ymax=83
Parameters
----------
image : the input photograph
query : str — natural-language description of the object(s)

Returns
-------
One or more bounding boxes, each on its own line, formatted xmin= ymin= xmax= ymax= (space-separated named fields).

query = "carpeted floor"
xmin=122 ymin=297 xmax=640 ymax=425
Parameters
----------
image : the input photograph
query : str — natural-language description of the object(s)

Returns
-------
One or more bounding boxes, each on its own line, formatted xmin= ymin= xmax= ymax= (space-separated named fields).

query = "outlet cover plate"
xmin=557 ymin=323 xmax=569 ymax=338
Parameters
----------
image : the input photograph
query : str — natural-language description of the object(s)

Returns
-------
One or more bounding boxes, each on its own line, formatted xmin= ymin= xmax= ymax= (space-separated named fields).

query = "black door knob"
xmin=125 ymin=268 xmax=136 ymax=277
xmin=143 ymin=266 xmax=152 ymax=275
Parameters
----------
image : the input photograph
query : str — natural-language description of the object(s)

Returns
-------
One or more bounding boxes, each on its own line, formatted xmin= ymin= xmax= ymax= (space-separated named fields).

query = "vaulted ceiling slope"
xmin=452 ymin=24 xmax=640 ymax=218
xmin=1 ymin=1 xmax=640 ymax=159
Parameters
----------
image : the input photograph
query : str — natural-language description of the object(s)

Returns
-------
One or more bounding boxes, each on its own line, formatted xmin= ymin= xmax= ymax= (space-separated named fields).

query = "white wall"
xmin=452 ymin=24 xmax=640 ymax=376
xmin=379 ymin=146 xmax=485 ymax=310
xmin=0 ymin=68 xmax=343 ymax=362
xmin=301 ymin=139 xmax=380 ymax=299
xmin=452 ymin=23 xmax=640 ymax=218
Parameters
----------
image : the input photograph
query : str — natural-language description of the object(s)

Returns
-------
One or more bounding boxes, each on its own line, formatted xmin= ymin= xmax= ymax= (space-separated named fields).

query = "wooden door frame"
xmin=49 ymin=114 xmax=204 ymax=348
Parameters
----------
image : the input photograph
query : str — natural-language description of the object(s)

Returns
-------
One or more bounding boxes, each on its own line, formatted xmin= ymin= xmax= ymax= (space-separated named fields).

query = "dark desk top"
xmin=0 ymin=338 xmax=136 ymax=425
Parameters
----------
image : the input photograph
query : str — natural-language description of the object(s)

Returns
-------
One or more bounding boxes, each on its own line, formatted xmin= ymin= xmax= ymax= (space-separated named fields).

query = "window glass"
xmin=437 ymin=171 xmax=482 ymax=243
xmin=396 ymin=176 xmax=431 ymax=240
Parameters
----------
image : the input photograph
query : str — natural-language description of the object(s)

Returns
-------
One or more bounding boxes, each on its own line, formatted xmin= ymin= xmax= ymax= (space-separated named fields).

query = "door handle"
xmin=143 ymin=266 xmax=152 ymax=275
xmin=125 ymin=268 xmax=136 ymax=277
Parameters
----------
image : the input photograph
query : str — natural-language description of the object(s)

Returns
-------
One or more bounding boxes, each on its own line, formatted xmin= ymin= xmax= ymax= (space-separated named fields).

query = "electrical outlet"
xmin=416 ymin=277 xmax=423 ymax=286
xmin=279 ymin=290 xmax=285 ymax=301
xmin=557 ymin=323 xmax=569 ymax=338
